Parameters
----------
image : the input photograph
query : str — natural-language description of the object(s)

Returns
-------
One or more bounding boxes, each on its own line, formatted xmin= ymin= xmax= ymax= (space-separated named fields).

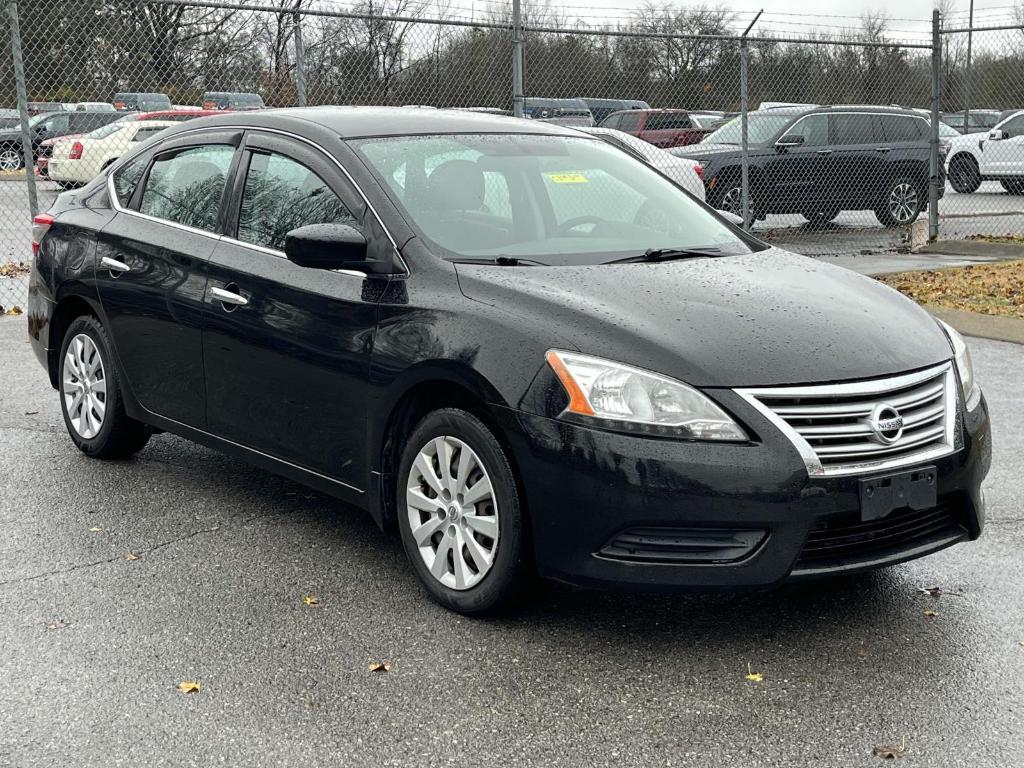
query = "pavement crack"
xmin=0 ymin=510 xmax=291 ymax=589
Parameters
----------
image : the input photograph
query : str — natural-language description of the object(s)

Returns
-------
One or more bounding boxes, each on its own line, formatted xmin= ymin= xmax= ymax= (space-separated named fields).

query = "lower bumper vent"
xmin=599 ymin=527 xmax=767 ymax=565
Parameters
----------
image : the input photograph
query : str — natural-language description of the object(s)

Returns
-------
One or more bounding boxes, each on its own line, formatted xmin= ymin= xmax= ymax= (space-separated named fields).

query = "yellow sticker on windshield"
xmin=546 ymin=172 xmax=589 ymax=184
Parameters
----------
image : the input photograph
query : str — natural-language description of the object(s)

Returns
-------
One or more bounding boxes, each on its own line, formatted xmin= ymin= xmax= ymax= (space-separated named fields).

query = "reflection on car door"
xmin=829 ymin=114 xmax=885 ymax=208
xmin=762 ymin=113 xmax=831 ymax=213
xmin=980 ymin=114 xmax=1024 ymax=176
xmin=201 ymin=131 xmax=381 ymax=490
xmin=95 ymin=132 xmax=241 ymax=427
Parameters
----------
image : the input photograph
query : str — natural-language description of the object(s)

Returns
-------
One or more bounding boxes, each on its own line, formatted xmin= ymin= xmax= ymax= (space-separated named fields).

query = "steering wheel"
xmin=553 ymin=215 xmax=604 ymax=236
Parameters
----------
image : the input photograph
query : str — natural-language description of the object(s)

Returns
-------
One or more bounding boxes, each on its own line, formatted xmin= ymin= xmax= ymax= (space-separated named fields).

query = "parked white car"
xmin=946 ymin=109 xmax=1024 ymax=194
xmin=574 ymin=126 xmax=706 ymax=200
xmin=47 ymin=120 xmax=176 ymax=187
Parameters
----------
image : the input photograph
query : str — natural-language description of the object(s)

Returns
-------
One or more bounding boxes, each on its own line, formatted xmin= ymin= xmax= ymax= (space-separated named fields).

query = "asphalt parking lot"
xmin=1 ymin=317 xmax=1022 ymax=767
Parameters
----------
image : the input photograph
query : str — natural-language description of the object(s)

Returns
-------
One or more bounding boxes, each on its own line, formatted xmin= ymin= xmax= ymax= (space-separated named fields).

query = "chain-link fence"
xmin=1 ymin=1 xmax=1022 ymax=310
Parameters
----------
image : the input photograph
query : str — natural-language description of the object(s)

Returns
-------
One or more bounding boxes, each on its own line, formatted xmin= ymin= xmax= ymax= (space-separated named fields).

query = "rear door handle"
xmin=875 ymin=147 xmax=892 ymax=153
xmin=210 ymin=285 xmax=249 ymax=307
xmin=816 ymin=149 xmax=833 ymax=155
xmin=100 ymin=256 xmax=130 ymax=273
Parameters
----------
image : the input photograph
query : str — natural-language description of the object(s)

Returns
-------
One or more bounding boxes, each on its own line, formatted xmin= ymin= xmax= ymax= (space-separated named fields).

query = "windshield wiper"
xmin=606 ymin=247 xmax=725 ymax=264
xmin=451 ymin=256 xmax=548 ymax=267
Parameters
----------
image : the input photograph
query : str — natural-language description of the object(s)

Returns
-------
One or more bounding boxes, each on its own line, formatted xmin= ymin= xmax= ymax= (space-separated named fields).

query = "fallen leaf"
xmin=369 ymin=661 xmax=392 ymax=673
xmin=45 ymin=619 xmax=68 ymax=630
xmin=744 ymin=662 xmax=763 ymax=682
xmin=872 ymin=736 xmax=907 ymax=759
xmin=924 ymin=609 xmax=939 ymax=618
xmin=4 ymin=306 xmax=23 ymax=316
xmin=302 ymin=595 xmax=320 ymax=606
xmin=177 ymin=681 xmax=201 ymax=694
xmin=124 ymin=552 xmax=141 ymax=561
xmin=88 ymin=527 xmax=103 ymax=533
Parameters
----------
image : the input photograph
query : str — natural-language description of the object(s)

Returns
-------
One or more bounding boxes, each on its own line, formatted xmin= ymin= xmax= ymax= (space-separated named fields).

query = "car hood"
xmin=948 ymin=129 xmax=990 ymax=149
xmin=455 ymin=248 xmax=953 ymax=387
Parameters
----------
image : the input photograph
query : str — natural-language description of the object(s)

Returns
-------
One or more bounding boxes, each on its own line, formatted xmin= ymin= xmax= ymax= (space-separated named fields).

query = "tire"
xmin=948 ymin=154 xmax=981 ymax=194
xmin=0 ymin=145 xmax=24 ymax=172
xmin=801 ymin=207 xmax=840 ymax=226
xmin=711 ymin=179 xmax=755 ymax=225
xmin=875 ymin=177 xmax=925 ymax=227
xmin=1000 ymin=178 xmax=1024 ymax=195
xmin=397 ymin=408 xmax=530 ymax=615
xmin=58 ymin=315 xmax=150 ymax=459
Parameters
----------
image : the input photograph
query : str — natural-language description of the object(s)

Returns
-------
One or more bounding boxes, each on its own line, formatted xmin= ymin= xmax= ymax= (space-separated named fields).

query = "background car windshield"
xmin=354 ymin=134 xmax=752 ymax=265
xmin=703 ymin=113 xmax=795 ymax=145
xmin=88 ymin=123 xmax=124 ymax=139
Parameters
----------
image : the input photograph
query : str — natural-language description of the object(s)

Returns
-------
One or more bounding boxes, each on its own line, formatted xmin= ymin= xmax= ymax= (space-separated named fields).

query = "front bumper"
xmin=495 ymin=391 xmax=990 ymax=592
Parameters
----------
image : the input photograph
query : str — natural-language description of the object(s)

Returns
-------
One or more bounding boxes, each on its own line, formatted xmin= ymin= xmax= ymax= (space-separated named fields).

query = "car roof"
xmin=162 ymin=106 xmax=586 ymax=138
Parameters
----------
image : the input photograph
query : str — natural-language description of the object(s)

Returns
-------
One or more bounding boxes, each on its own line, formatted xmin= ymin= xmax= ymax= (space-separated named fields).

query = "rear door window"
xmin=830 ymin=114 xmax=878 ymax=146
xmin=880 ymin=115 xmax=924 ymax=143
xmin=139 ymin=144 xmax=235 ymax=231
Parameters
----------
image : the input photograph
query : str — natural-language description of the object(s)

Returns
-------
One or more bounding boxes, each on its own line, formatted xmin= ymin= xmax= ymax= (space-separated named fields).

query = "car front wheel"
xmin=948 ymin=155 xmax=981 ymax=193
xmin=875 ymin=178 xmax=925 ymax=227
xmin=397 ymin=408 xmax=530 ymax=615
xmin=58 ymin=315 xmax=151 ymax=458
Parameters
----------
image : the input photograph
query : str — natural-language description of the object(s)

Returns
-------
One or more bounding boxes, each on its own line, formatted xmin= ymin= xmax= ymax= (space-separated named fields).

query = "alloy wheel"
xmin=406 ymin=435 xmax=499 ymax=591
xmin=887 ymin=182 xmax=919 ymax=224
xmin=0 ymin=149 xmax=22 ymax=171
xmin=62 ymin=333 xmax=107 ymax=439
xmin=720 ymin=185 xmax=743 ymax=215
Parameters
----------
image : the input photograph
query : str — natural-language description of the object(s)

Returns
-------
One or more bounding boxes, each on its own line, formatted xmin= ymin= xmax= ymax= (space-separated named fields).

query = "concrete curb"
xmin=917 ymin=240 xmax=1024 ymax=259
xmin=928 ymin=307 xmax=1024 ymax=346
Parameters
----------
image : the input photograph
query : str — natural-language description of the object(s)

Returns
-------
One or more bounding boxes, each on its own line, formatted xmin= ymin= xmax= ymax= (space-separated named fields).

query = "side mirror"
xmin=284 ymin=223 xmax=386 ymax=274
xmin=989 ymin=129 xmax=1007 ymax=141
xmin=775 ymin=133 xmax=804 ymax=149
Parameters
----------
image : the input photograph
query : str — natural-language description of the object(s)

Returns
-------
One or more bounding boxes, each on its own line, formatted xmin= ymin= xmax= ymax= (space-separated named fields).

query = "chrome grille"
xmin=736 ymin=363 xmax=957 ymax=477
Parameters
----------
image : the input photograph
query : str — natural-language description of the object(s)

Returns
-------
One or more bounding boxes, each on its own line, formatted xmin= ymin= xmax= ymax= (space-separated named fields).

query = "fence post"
xmin=929 ymin=9 xmax=941 ymax=241
xmin=511 ymin=0 xmax=524 ymax=118
xmin=293 ymin=10 xmax=307 ymax=107
xmin=739 ymin=39 xmax=750 ymax=231
xmin=6 ymin=0 xmax=38 ymax=218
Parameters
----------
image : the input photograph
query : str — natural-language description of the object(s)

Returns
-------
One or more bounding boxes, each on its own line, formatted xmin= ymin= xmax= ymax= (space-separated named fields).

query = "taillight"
xmin=693 ymin=164 xmax=704 ymax=181
xmin=69 ymin=141 xmax=84 ymax=160
xmin=938 ymin=140 xmax=951 ymax=159
xmin=31 ymin=213 xmax=54 ymax=257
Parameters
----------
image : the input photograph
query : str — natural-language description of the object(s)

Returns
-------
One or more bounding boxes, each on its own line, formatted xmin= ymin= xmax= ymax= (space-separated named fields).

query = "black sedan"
xmin=27 ymin=108 xmax=991 ymax=614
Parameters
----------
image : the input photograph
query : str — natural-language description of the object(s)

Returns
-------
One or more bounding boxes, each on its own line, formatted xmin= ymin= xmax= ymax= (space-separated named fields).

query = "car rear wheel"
xmin=58 ymin=315 xmax=151 ymax=458
xmin=801 ymin=207 xmax=840 ymax=226
xmin=875 ymin=178 xmax=924 ymax=227
xmin=397 ymin=408 xmax=530 ymax=615
xmin=1000 ymin=178 xmax=1024 ymax=195
xmin=0 ymin=146 xmax=23 ymax=171
xmin=948 ymin=154 xmax=981 ymax=194
xmin=712 ymin=181 xmax=756 ymax=225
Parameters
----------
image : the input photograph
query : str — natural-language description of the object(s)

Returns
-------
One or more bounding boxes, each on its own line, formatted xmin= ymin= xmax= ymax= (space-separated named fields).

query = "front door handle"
xmin=875 ymin=146 xmax=892 ymax=153
xmin=816 ymin=149 xmax=833 ymax=155
xmin=100 ymin=255 xmax=130 ymax=273
xmin=210 ymin=285 xmax=249 ymax=308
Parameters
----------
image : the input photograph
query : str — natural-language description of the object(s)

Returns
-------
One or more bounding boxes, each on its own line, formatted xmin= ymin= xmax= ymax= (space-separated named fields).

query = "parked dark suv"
xmin=671 ymin=106 xmax=942 ymax=227
xmin=0 ymin=110 xmax=122 ymax=170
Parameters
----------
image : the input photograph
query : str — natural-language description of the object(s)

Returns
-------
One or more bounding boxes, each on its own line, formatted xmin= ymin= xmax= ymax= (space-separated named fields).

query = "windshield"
xmin=702 ymin=113 xmax=796 ymax=145
xmin=353 ymin=134 xmax=755 ymax=265
xmin=28 ymin=113 xmax=49 ymax=129
xmin=88 ymin=123 xmax=124 ymax=139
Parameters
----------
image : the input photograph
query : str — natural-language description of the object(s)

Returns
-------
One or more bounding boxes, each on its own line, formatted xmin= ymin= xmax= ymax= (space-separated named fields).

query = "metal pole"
xmin=740 ymin=41 xmax=750 ymax=230
xmin=512 ymin=0 xmax=524 ymax=118
xmin=964 ymin=0 xmax=973 ymax=128
xmin=929 ymin=9 xmax=942 ymax=241
xmin=7 ymin=0 xmax=38 ymax=218
xmin=293 ymin=10 xmax=307 ymax=107
xmin=738 ymin=11 xmax=761 ymax=231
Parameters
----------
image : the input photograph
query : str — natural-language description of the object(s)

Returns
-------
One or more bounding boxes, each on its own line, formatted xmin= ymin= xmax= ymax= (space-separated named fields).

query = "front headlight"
xmin=545 ymin=350 xmax=747 ymax=441
xmin=938 ymin=320 xmax=979 ymax=407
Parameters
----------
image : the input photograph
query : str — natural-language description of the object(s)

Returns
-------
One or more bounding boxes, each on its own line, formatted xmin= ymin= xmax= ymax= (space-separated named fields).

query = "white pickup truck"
xmin=947 ymin=110 xmax=1024 ymax=194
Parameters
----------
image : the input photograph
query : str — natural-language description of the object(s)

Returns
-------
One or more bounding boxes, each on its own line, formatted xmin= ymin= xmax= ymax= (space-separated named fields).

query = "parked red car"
xmin=598 ymin=109 xmax=714 ymax=148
